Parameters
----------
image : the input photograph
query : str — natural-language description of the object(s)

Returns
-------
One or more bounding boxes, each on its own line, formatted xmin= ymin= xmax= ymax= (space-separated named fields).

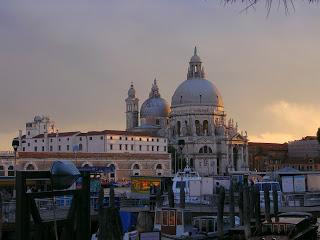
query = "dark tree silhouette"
xmin=317 ymin=128 xmax=320 ymax=144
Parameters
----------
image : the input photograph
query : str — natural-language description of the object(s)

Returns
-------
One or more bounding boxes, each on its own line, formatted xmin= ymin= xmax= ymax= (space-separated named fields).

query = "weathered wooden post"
xmin=264 ymin=185 xmax=271 ymax=223
xmin=249 ymin=185 xmax=255 ymax=220
xmin=272 ymin=189 xmax=279 ymax=222
xmin=217 ymin=186 xmax=225 ymax=240
xmin=180 ymin=181 xmax=186 ymax=209
xmin=156 ymin=186 xmax=163 ymax=208
xmin=254 ymin=185 xmax=261 ymax=233
xmin=229 ymin=182 xmax=235 ymax=228
xmin=168 ymin=186 xmax=175 ymax=208
xmin=243 ymin=185 xmax=251 ymax=238
xmin=109 ymin=186 xmax=115 ymax=208
xmin=238 ymin=184 xmax=244 ymax=226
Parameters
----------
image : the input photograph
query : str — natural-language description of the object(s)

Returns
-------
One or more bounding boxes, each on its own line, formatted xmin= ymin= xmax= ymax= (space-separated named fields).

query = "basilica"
xmin=126 ymin=47 xmax=249 ymax=176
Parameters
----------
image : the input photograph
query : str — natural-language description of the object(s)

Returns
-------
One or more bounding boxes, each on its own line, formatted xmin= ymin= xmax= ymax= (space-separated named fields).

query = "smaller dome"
xmin=140 ymin=98 xmax=169 ymax=118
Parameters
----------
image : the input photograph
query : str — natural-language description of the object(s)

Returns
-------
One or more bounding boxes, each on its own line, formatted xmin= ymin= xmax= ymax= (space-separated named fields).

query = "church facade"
xmin=126 ymin=47 xmax=249 ymax=176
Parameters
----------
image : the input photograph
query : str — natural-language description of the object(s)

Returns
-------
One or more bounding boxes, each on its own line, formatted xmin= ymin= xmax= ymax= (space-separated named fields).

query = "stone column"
xmin=230 ymin=145 xmax=234 ymax=171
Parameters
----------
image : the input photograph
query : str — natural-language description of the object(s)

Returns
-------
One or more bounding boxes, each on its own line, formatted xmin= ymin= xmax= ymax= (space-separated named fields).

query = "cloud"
xmin=249 ymin=101 xmax=320 ymax=143
xmin=250 ymin=132 xmax=297 ymax=143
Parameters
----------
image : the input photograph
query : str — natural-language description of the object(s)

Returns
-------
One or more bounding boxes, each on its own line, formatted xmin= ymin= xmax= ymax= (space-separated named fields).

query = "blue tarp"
xmin=120 ymin=211 xmax=138 ymax=233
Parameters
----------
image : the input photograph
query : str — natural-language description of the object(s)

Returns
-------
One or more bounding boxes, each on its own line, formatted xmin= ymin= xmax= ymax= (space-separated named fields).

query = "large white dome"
xmin=171 ymin=78 xmax=223 ymax=107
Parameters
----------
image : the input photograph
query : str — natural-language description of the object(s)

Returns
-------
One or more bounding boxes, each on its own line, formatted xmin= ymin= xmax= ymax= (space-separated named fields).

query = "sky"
xmin=0 ymin=0 xmax=320 ymax=150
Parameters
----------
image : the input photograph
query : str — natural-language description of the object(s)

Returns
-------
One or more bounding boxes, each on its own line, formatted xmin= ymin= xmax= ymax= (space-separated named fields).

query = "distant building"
xmin=248 ymin=142 xmax=288 ymax=172
xmin=11 ymin=116 xmax=171 ymax=179
xmin=288 ymin=136 xmax=320 ymax=158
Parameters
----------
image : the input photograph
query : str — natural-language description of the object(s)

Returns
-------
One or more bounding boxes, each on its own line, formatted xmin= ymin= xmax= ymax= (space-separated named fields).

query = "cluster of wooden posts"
xmin=217 ymin=183 xmax=279 ymax=239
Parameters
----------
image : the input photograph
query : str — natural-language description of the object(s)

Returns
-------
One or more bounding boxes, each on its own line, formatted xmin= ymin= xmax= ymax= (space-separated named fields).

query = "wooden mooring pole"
xmin=229 ymin=182 xmax=235 ymax=228
xmin=273 ymin=189 xmax=279 ymax=222
xmin=264 ymin=186 xmax=271 ymax=223
xmin=243 ymin=185 xmax=251 ymax=239
xmin=217 ymin=186 xmax=225 ymax=240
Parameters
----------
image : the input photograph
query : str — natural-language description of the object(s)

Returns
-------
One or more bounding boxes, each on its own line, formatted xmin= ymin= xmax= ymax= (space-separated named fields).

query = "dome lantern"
xmin=187 ymin=46 xmax=205 ymax=79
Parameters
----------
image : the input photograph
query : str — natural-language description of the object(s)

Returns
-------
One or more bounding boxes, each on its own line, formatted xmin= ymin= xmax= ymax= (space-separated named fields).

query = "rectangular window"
xmin=131 ymin=145 xmax=134 ymax=151
xmin=152 ymin=146 xmax=154 ymax=151
xmin=42 ymin=146 xmax=44 ymax=151
xmin=131 ymin=137 xmax=134 ymax=141
xmin=50 ymin=146 xmax=53 ymax=151
xmin=80 ymin=137 xmax=82 ymax=141
xmin=58 ymin=145 xmax=61 ymax=151
xmin=110 ymin=144 xmax=113 ymax=150
xmin=100 ymin=136 xmax=103 ymax=140
xmin=50 ymin=139 xmax=53 ymax=143
xmin=157 ymin=146 xmax=159 ymax=152
xmin=58 ymin=138 xmax=61 ymax=142
xmin=120 ymin=137 xmax=122 ymax=140
xmin=110 ymin=136 xmax=113 ymax=140
xmin=125 ymin=137 xmax=128 ymax=140
xmin=22 ymin=147 xmax=25 ymax=151
xmin=89 ymin=137 xmax=92 ymax=140
xmin=152 ymin=138 xmax=154 ymax=142
xmin=147 ymin=146 xmax=149 ymax=151
xmin=157 ymin=139 xmax=159 ymax=142
xmin=139 ymin=145 xmax=142 ymax=151
xmin=28 ymin=143 xmax=30 ymax=147
xmin=147 ymin=138 xmax=149 ymax=142
xmin=67 ymin=145 xmax=70 ymax=151
xmin=169 ymin=211 xmax=175 ymax=226
xmin=164 ymin=146 xmax=167 ymax=152
xmin=139 ymin=138 xmax=142 ymax=141
xmin=125 ymin=144 xmax=128 ymax=150
xmin=42 ymin=139 xmax=44 ymax=143
xmin=34 ymin=140 xmax=37 ymax=143
xmin=34 ymin=146 xmax=37 ymax=152
xmin=119 ymin=144 xmax=122 ymax=150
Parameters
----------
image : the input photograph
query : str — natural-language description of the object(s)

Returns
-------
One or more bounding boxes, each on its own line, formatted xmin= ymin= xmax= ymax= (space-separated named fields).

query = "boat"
xmin=250 ymin=212 xmax=318 ymax=240
xmin=172 ymin=165 xmax=202 ymax=204
xmin=154 ymin=207 xmax=194 ymax=238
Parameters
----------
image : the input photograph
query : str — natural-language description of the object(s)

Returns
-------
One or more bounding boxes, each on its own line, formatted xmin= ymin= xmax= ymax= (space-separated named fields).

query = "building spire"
xmin=194 ymin=46 xmax=197 ymax=56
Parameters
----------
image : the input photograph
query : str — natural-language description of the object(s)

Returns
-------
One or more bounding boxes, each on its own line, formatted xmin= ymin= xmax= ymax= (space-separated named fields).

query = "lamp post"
xmin=12 ymin=139 xmax=19 ymax=170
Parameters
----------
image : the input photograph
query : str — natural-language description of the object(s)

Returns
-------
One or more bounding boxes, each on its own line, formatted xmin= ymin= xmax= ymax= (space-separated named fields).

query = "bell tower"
xmin=126 ymin=82 xmax=139 ymax=131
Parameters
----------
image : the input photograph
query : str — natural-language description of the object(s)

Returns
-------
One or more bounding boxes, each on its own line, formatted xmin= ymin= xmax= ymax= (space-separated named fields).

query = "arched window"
xmin=26 ymin=164 xmax=35 ymax=171
xmin=177 ymin=121 xmax=181 ymax=136
xmin=132 ymin=163 xmax=141 ymax=176
xmin=0 ymin=165 xmax=5 ymax=176
xmin=8 ymin=166 xmax=14 ymax=176
xmin=199 ymin=146 xmax=213 ymax=154
xmin=79 ymin=143 xmax=83 ymax=151
xmin=203 ymin=120 xmax=208 ymax=135
xmin=155 ymin=164 xmax=163 ymax=176
xmin=195 ymin=120 xmax=201 ymax=136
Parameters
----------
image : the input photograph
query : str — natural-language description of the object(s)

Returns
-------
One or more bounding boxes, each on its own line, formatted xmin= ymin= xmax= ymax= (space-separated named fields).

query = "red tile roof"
xmin=33 ymin=131 xmax=80 ymax=138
